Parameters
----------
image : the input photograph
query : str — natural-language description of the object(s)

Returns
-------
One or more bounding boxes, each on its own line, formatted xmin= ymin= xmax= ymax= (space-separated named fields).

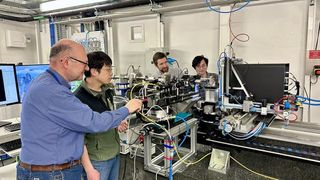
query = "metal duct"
xmin=0 ymin=0 xmax=169 ymax=22
xmin=40 ymin=0 xmax=170 ymax=18
xmin=0 ymin=13 xmax=34 ymax=22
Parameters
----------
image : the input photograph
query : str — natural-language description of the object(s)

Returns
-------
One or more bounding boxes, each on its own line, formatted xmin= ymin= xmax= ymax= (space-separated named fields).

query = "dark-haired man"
xmin=152 ymin=52 xmax=182 ymax=80
xmin=192 ymin=55 xmax=218 ymax=81
xmin=17 ymin=39 xmax=142 ymax=179
xmin=74 ymin=51 xmax=126 ymax=180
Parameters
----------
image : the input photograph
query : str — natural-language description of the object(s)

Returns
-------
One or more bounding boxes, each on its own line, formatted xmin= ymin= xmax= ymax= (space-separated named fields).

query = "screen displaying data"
xmin=0 ymin=64 xmax=20 ymax=105
xmin=70 ymin=80 xmax=82 ymax=92
xmin=15 ymin=64 xmax=49 ymax=101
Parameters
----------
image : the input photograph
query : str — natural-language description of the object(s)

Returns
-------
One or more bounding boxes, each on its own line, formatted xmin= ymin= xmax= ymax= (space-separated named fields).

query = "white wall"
xmin=231 ymin=1 xmax=306 ymax=81
xmin=0 ymin=20 xmax=38 ymax=64
xmin=113 ymin=15 xmax=159 ymax=76
xmin=0 ymin=20 xmax=39 ymax=119
xmin=163 ymin=9 xmax=220 ymax=75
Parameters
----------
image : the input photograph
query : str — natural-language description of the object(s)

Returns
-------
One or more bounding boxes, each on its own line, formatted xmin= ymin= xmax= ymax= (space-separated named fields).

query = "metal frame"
xmin=144 ymin=118 xmax=198 ymax=177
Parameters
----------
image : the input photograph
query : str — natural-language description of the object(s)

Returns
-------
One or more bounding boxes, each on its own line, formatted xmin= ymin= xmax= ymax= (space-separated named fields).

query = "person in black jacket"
xmin=74 ymin=51 xmax=128 ymax=180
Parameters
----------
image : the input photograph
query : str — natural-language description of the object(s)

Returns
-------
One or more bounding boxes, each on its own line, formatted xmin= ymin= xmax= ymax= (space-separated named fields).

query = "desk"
xmin=0 ymin=117 xmax=21 ymax=157
xmin=0 ymin=162 xmax=16 ymax=180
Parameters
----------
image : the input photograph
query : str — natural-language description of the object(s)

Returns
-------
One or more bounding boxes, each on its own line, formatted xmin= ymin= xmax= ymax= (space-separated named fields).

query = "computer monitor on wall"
xmin=0 ymin=64 xmax=20 ymax=106
xmin=15 ymin=64 xmax=49 ymax=101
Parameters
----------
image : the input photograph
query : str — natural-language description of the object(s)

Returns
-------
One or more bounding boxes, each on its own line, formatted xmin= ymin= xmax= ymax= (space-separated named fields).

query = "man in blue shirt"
xmin=17 ymin=39 xmax=142 ymax=180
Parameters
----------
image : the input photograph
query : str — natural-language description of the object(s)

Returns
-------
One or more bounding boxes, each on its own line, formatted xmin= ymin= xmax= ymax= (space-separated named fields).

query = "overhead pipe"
xmin=40 ymin=0 xmax=169 ymax=18
xmin=0 ymin=0 xmax=305 ymax=23
xmin=0 ymin=0 xmax=168 ymax=22
xmin=0 ymin=13 xmax=34 ymax=22
xmin=54 ymin=0 xmax=259 ymax=24
xmin=0 ymin=4 xmax=36 ymax=15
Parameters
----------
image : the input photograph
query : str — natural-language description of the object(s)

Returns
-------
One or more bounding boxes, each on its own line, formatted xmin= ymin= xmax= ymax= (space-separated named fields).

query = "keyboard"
xmin=4 ymin=123 xmax=20 ymax=132
xmin=0 ymin=121 xmax=12 ymax=127
xmin=0 ymin=139 xmax=21 ymax=152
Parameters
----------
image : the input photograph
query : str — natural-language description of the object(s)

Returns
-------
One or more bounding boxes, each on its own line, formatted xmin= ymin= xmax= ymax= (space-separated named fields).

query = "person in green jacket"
xmin=74 ymin=51 xmax=128 ymax=180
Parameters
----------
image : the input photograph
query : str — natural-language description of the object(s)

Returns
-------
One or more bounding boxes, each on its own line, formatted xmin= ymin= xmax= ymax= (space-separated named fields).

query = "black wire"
xmin=303 ymin=86 xmax=309 ymax=101
xmin=175 ymin=60 xmax=180 ymax=68
xmin=288 ymin=74 xmax=300 ymax=95
xmin=315 ymin=21 xmax=320 ymax=50
xmin=289 ymin=72 xmax=297 ymax=81
xmin=288 ymin=86 xmax=296 ymax=91
xmin=293 ymin=70 xmax=308 ymax=101
xmin=127 ymin=135 xmax=140 ymax=146
xmin=308 ymin=75 xmax=312 ymax=122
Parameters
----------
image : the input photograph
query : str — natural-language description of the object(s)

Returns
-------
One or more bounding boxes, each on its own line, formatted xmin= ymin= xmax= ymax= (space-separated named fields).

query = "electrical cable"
xmin=174 ymin=147 xmax=212 ymax=165
xmin=303 ymin=86 xmax=309 ymax=100
xmin=315 ymin=21 xmax=320 ymax=50
xmin=310 ymin=76 xmax=319 ymax=85
xmin=204 ymin=0 xmax=251 ymax=14
xmin=155 ymin=167 xmax=162 ymax=180
xmin=229 ymin=3 xmax=250 ymax=44
xmin=229 ymin=123 xmax=265 ymax=140
xmin=308 ymin=75 xmax=312 ymax=122
xmin=230 ymin=156 xmax=278 ymax=180
xmin=297 ymin=96 xmax=320 ymax=102
xmin=132 ymin=144 xmax=142 ymax=180
xmin=127 ymin=135 xmax=141 ymax=146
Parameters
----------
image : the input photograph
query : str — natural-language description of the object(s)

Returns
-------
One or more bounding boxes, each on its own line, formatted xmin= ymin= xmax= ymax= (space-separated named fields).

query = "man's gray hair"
xmin=49 ymin=44 xmax=72 ymax=59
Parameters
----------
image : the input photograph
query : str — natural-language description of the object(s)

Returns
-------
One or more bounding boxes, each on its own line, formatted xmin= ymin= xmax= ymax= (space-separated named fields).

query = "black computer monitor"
xmin=15 ymin=64 xmax=49 ymax=101
xmin=0 ymin=64 xmax=20 ymax=105
xmin=228 ymin=63 xmax=289 ymax=104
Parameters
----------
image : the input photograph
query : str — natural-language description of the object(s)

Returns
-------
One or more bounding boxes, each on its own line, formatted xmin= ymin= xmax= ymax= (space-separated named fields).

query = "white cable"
xmin=141 ymin=123 xmax=172 ymax=140
xmin=144 ymin=105 xmax=171 ymax=131
xmin=155 ymin=167 xmax=162 ymax=180
xmin=133 ymin=144 xmax=142 ymax=180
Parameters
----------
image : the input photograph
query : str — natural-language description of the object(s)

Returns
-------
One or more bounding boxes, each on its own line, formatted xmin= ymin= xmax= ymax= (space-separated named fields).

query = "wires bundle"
xmin=273 ymin=96 xmax=299 ymax=121
xmin=228 ymin=122 xmax=266 ymax=140
xmin=296 ymin=95 xmax=320 ymax=106
xmin=287 ymin=74 xmax=300 ymax=96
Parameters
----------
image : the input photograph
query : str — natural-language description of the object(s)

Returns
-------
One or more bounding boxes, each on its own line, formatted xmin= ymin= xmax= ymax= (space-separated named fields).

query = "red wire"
xmin=229 ymin=3 xmax=250 ymax=44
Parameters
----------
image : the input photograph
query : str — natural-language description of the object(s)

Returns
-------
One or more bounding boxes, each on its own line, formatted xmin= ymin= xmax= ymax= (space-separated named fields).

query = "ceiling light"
xmin=40 ymin=0 xmax=107 ymax=12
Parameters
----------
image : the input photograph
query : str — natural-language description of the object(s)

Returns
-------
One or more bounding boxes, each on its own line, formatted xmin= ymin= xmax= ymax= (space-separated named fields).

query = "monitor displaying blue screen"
xmin=0 ymin=64 xmax=20 ymax=106
xmin=15 ymin=64 xmax=49 ymax=101
xmin=70 ymin=80 xmax=82 ymax=92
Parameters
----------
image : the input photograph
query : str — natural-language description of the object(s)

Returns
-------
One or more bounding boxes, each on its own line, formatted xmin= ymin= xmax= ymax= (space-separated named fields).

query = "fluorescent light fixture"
xmin=40 ymin=0 xmax=107 ymax=12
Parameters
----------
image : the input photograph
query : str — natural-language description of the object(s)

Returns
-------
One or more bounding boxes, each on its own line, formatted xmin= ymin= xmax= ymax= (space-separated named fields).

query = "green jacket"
xmin=73 ymin=81 xmax=120 ymax=161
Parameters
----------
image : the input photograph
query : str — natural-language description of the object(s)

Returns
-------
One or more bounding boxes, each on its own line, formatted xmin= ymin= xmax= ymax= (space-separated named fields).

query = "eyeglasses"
xmin=196 ymin=64 xmax=207 ymax=69
xmin=69 ymin=57 xmax=88 ymax=65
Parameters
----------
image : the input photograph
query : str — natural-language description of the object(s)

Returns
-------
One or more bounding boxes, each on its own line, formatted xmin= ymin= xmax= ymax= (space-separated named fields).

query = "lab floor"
xmin=119 ymin=143 xmax=320 ymax=180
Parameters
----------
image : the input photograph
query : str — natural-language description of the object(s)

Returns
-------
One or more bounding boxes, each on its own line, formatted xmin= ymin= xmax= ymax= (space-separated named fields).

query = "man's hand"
xmin=86 ymin=168 xmax=100 ymax=180
xmin=125 ymin=99 xmax=142 ymax=113
xmin=118 ymin=120 xmax=128 ymax=133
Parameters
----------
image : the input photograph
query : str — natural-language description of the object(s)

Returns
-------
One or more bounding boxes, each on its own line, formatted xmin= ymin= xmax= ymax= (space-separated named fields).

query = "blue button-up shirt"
xmin=20 ymin=68 xmax=129 ymax=165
